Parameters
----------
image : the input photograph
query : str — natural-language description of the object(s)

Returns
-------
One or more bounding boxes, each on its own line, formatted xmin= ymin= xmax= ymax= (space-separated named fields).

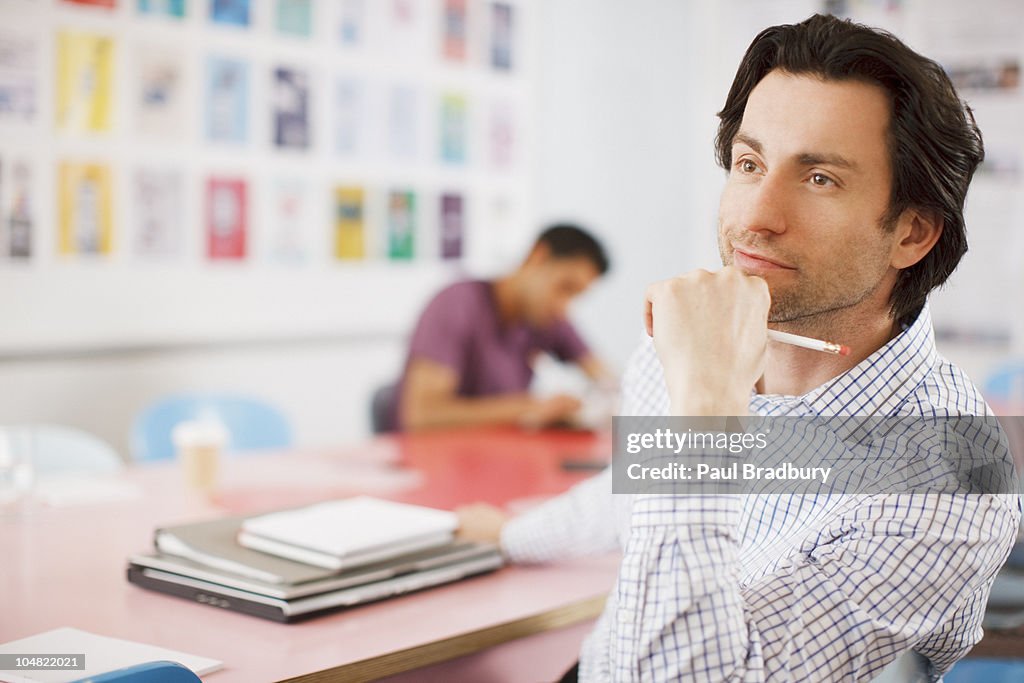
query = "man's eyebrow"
xmin=732 ymin=132 xmax=860 ymax=172
xmin=796 ymin=152 xmax=859 ymax=171
xmin=732 ymin=132 xmax=762 ymax=154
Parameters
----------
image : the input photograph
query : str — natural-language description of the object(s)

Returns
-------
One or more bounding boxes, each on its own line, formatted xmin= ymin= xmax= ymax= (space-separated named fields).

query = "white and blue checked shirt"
xmin=502 ymin=306 xmax=1021 ymax=681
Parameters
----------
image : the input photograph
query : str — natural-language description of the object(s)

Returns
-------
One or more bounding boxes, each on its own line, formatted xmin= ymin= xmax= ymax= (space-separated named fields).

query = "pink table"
xmin=1 ymin=430 xmax=619 ymax=682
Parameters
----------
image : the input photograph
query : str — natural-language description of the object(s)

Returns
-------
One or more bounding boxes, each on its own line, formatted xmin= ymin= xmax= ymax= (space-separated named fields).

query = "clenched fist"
xmin=644 ymin=266 xmax=770 ymax=416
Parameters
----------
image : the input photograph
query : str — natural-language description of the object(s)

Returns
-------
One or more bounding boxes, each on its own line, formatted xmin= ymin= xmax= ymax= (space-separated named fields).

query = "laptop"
xmin=127 ymin=542 xmax=503 ymax=623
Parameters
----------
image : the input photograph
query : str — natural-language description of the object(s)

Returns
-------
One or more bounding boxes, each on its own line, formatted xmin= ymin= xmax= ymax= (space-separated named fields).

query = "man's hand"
xmin=644 ymin=266 xmax=770 ymax=415
xmin=455 ymin=503 xmax=508 ymax=544
xmin=520 ymin=394 xmax=582 ymax=429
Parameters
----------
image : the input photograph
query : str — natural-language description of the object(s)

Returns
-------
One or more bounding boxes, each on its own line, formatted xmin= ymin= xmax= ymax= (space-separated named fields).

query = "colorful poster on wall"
xmin=0 ymin=32 xmax=37 ymax=124
xmin=440 ymin=94 xmax=467 ymax=164
xmin=273 ymin=66 xmax=310 ymax=149
xmin=276 ymin=0 xmax=312 ymax=37
xmin=334 ymin=78 xmax=363 ymax=155
xmin=133 ymin=168 xmax=182 ymax=258
xmin=0 ymin=157 xmax=33 ymax=259
xmin=206 ymin=56 xmax=248 ymax=143
xmin=440 ymin=192 xmax=463 ymax=260
xmin=489 ymin=99 xmax=514 ymax=169
xmin=56 ymin=32 xmax=115 ymax=133
xmin=206 ymin=177 xmax=247 ymax=260
xmin=491 ymin=3 xmax=513 ymax=70
xmin=334 ymin=186 xmax=365 ymax=260
xmin=442 ymin=0 xmax=468 ymax=61
xmin=63 ymin=0 xmax=117 ymax=8
xmin=58 ymin=162 xmax=114 ymax=256
xmin=393 ymin=0 xmax=414 ymax=24
xmin=134 ymin=47 xmax=186 ymax=140
xmin=211 ymin=0 xmax=250 ymax=27
xmin=339 ymin=0 xmax=365 ymax=46
xmin=944 ymin=58 xmax=1020 ymax=93
xmin=137 ymin=0 xmax=186 ymax=17
xmin=388 ymin=85 xmax=417 ymax=159
xmin=384 ymin=0 xmax=428 ymax=61
xmin=269 ymin=179 xmax=310 ymax=262
xmin=387 ymin=189 xmax=415 ymax=260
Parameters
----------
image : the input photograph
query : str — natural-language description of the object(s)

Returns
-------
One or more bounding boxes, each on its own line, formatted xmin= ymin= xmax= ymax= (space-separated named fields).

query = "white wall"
xmin=2 ymin=0 xmax=1018 ymax=458
xmin=534 ymin=0 xmax=724 ymax=368
xmin=2 ymin=0 xmax=716 ymax=457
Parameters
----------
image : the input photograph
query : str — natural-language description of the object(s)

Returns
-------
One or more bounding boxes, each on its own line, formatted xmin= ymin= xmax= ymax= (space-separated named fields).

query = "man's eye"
xmin=810 ymin=173 xmax=834 ymax=187
xmin=739 ymin=159 xmax=758 ymax=173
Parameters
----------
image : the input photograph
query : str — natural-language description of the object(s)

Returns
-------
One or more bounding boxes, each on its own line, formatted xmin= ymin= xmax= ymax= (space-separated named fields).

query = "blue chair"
xmin=944 ymin=658 xmax=1024 ymax=683
xmin=0 ymin=424 xmax=123 ymax=477
xmin=72 ymin=660 xmax=201 ymax=683
xmin=985 ymin=361 xmax=1024 ymax=399
xmin=131 ymin=394 xmax=293 ymax=462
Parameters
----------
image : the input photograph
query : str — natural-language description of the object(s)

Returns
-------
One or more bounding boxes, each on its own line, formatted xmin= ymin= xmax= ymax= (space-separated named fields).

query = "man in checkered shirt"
xmin=458 ymin=14 xmax=1021 ymax=682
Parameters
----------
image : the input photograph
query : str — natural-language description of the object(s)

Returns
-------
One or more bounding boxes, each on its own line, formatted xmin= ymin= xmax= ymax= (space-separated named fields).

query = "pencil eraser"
xmin=838 ymin=345 xmax=851 ymax=356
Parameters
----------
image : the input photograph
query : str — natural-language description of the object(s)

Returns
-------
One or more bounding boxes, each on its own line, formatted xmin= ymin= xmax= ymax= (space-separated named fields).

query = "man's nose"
xmin=739 ymin=173 xmax=788 ymax=236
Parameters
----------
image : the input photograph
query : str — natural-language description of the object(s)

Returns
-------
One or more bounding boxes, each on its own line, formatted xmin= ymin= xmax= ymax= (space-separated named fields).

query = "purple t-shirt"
xmin=391 ymin=280 xmax=590 ymax=430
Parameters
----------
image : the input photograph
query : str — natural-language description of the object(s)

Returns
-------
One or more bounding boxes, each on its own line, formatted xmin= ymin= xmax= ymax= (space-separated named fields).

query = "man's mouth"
xmin=732 ymin=247 xmax=796 ymax=271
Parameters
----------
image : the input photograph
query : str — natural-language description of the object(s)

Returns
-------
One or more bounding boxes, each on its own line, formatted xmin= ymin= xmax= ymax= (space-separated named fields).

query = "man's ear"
xmin=523 ymin=241 xmax=552 ymax=268
xmin=891 ymin=207 xmax=943 ymax=269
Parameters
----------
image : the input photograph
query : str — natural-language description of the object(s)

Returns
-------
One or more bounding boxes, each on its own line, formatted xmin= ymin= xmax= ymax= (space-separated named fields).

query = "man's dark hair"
xmin=536 ymin=223 xmax=610 ymax=275
xmin=715 ymin=13 xmax=984 ymax=325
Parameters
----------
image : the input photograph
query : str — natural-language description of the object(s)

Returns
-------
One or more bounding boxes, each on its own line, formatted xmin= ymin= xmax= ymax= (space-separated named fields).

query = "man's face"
xmin=521 ymin=255 xmax=599 ymax=327
xmin=718 ymin=70 xmax=901 ymax=324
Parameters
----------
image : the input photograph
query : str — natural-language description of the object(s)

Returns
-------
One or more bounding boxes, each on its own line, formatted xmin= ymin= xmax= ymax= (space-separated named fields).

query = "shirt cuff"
xmin=630 ymin=493 xmax=742 ymax=530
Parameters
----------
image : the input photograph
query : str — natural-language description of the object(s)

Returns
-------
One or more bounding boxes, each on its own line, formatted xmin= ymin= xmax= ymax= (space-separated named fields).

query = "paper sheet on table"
xmin=32 ymin=476 xmax=141 ymax=508
xmin=0 ymin=627 xmax=221 ymax=682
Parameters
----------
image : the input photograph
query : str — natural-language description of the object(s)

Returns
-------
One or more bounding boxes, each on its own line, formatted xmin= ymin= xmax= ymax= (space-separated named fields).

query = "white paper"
xmin=0 ymin=627 xmax=221 ymax=683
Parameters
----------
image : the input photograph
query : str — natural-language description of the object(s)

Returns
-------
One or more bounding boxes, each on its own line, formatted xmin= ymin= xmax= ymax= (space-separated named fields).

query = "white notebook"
xmin=0 ymin=627 xmax=221 ymax=683
xmin=238 ymin=496 xmax=459 ymax=570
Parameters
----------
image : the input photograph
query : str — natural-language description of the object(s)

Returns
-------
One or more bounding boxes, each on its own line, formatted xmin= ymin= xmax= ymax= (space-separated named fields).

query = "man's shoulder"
xmin=900 ymin=353 xmax=992 ymax=417
xmin=432 ymin=279 xmax=490 ymax=303
xmin=422 ymin=280 xmax=492 ymax=317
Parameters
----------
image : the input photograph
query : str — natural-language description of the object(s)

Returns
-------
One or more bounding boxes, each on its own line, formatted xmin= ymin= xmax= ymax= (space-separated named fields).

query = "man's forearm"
xmin=402 ymin=394 xmax=536 ymax=431
xmin=609 ymin=493 xmax=748 ymax=681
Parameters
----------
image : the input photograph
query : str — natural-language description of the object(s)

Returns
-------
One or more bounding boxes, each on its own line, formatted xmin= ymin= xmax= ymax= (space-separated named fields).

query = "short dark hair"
xmin=535 ymin=223 xmax=610 ymax=275
xmin=715 ymin=13 xmax=984 ymax=325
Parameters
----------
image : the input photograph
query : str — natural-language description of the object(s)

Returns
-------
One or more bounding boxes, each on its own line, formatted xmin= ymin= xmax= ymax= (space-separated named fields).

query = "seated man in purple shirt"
xmin=392 ymin=224 xmax=612 ymax=432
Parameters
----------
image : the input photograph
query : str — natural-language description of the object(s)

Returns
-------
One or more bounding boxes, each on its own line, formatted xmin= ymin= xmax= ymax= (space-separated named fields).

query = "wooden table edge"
xmin=276 ymin=593 xmax=609 ymax=683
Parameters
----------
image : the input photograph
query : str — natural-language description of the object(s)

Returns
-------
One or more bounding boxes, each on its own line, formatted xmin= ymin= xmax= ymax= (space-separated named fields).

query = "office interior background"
xmin=0 ymin=0 xmax=1021 ymax=457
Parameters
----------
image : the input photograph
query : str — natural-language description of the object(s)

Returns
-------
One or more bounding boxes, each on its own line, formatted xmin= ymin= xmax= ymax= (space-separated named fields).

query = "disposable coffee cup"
xmin=172 ymin=420 xmax=228 ymax=496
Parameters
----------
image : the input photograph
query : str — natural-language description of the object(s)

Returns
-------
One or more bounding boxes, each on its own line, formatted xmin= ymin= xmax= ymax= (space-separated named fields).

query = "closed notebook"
xmin=238 ymin=496 xmax=459 ymax=570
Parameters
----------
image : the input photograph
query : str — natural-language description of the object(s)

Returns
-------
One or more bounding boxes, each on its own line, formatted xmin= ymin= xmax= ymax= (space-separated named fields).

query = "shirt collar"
xmin=750 ymin=304 xmax=938 ymax=417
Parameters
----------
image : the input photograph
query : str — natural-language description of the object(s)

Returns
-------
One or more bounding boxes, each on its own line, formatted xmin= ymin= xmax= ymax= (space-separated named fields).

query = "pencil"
xmin=767 ymin=329 xmax=850 ymax=356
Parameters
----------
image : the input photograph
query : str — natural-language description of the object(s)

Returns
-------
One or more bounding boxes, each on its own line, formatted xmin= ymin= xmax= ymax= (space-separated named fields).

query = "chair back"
xmin=0 ymin=424 xmax=122 ymax=477
xmin=984 ymin=360 xmax=1024 ymax=415
xmin=869 ymin=650 xmax=929 ymax=683
xmin=371 ymin=383 xmax=399 ymax=434
xmin=132 ymin=393 xmax=292 ymax=461
xmin=72 ymin=660 xmax=201 ymax=683
xmin=943 ymin=658 xmax=1024 ymax=683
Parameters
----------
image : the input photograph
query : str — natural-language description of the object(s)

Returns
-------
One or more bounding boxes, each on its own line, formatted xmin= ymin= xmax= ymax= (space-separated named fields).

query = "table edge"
xmin=276 ymin=593 xmax=609 ymax=683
